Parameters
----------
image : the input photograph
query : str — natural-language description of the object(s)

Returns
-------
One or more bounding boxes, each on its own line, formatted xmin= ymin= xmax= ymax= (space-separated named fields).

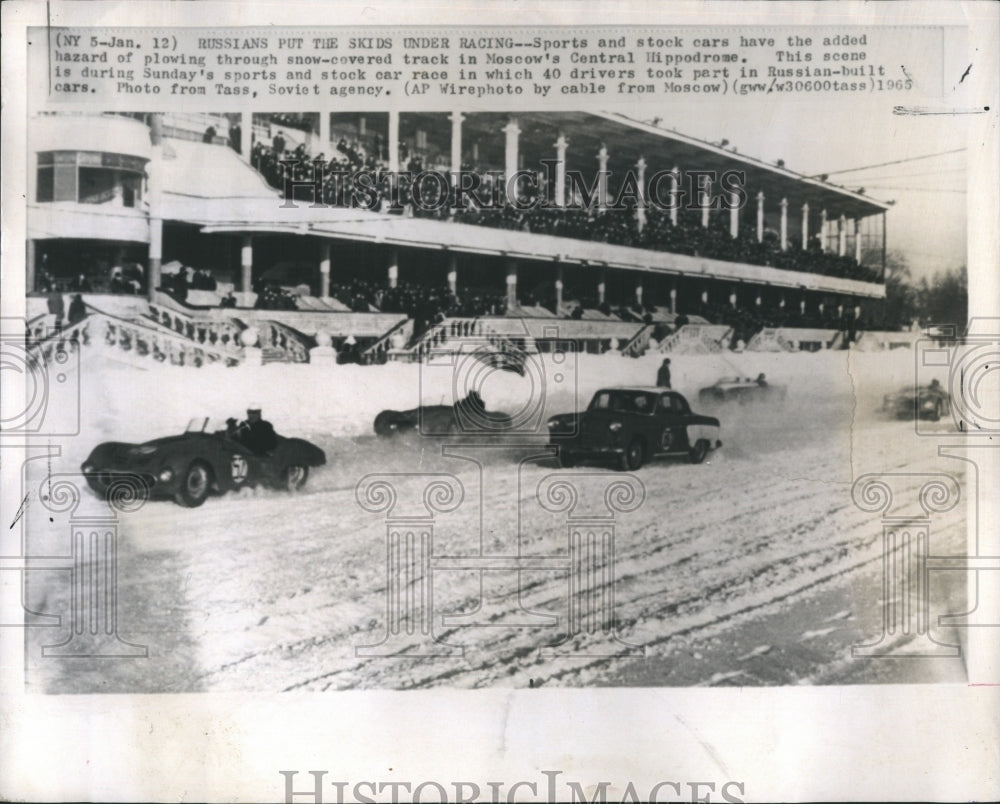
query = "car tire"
xmin=373 ymin=411 xmax=398 ymax=437
xmin=619 ymin=439 xmax=644 ymax=471
xmin=282 ymin=464 xmax=309 ymax=491
xmin=176 ymin=460 xmax=213 ymax=507
xmin=559 ymin=451 xmax=576 ymax=469
xmin=688 ymin=439 xmax=709 ymax=464
xmin=930 ymin=401 xmax=942 ymax=422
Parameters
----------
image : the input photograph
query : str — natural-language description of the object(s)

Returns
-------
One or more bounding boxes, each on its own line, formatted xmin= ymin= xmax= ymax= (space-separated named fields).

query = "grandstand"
xmin=26 ymin=110 xmax=908 ymax=366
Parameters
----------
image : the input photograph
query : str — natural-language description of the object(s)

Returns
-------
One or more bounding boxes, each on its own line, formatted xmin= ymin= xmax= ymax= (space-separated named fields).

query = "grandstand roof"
xmin=392 ymin=111 xmax=889 ymax=219
xmin=161 ymin=138 xmax=278 ymax=201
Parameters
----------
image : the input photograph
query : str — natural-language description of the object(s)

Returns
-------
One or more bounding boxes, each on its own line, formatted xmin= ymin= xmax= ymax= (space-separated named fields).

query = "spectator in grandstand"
xmin=67 ymin=294 xmax=87 ymax=326
xmin=192 ymin=267 xmax=218 ymax=291
xmin=657 ymin=358 xmax=672 ymax=389
xmin=71 ymin=272 xmax=92 ymax=292
xmin=220 ymin=291 xmax=237 ymax=308
xmin=202 ymin=125 xmax=217 ymax=144
xmin=47 ymin=289 xmax=65 ymax=329
xmin=229 ymin=121 xmax=241 ymax=153
xmin=109 ymin=267 xmax=128 ymax=295
xmin=272 ymin=130 xmax=286 ymax=156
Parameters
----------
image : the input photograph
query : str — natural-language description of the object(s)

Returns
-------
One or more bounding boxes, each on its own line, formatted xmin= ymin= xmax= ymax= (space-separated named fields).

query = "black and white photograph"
xmin=2 ymin=1 xmax=998 ymax=801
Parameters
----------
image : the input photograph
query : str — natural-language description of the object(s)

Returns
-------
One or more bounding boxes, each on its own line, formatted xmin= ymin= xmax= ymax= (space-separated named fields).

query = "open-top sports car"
xmin=82 ymin=417 xmax=326 ymax=507
xmin=881 ymin=382 xmax=951 ymax=421
xmin=547 ymin=387 xmax=722 ymax=470
xmin=374 ymin=393 xmax=514 ymax=438
xmin=698 ymin=375 xmax=788 ymax=405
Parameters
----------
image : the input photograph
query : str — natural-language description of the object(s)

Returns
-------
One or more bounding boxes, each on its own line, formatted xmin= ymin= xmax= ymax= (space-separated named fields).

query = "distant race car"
xmin=698 ymin=376 xmax=788 ymax=405
xmin=881 ymin=383 xmax=951 ymax=421
xmin=547 ymin=387 xmax=722 ymax=470
xmin=82 ymin=417 xmax=326 ymax=507
xmin=374 ymin=394 xmax=514 ymax=438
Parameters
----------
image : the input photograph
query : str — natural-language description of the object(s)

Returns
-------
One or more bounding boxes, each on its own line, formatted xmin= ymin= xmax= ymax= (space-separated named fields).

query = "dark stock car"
xmin=698 ymin=376 xmax=788 ymax=405
xmin=82 ymin=417 xmax=326 ymax=507
xmin=373 ymin=395 xmax=514 ymax=438
xmin=881 ymin=383 xmax=952 ymax=421
xmin=547 ymin=387 xmax=722 ymax=470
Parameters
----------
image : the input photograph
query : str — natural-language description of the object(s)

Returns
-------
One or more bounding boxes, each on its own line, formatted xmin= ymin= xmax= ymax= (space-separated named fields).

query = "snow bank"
xmin=74 ymin=347 xmax=942 ymax=446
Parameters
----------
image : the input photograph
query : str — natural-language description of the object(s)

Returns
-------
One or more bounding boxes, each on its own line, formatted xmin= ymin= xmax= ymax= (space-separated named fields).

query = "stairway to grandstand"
xmin=657 ymin=325 xmax=734 ymax=354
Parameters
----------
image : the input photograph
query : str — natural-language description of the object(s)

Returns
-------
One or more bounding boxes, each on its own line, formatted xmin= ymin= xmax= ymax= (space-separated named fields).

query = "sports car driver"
xmin=229 ymin=404 xmax=278 ymax=454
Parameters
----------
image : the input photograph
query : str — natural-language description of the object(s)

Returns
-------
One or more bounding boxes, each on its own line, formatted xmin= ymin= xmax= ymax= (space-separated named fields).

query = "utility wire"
xmin=809 ymin=148 xmax=966 ymax=177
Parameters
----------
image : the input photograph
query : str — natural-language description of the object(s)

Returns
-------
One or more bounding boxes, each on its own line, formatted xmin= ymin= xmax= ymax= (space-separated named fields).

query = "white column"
xmin=319 ymin=112 xmax=330 ymax=153
xmin=729 ymin=188 xmax=739 ymax=238
xmin=800 ymin=298 xmax=806 ymax=315
xmin=700 ymin=174 xmax=711 ymax=228
xmin=801 ymin=202 xmax=810 ymax=250
xmin=449 ymin=112 xmax=464 ymax=181
xmin=319 ymin=241 xmax=331 ymax=298
xmin=780 ymin=197 xmax=788 ymax=251
xmin=148 ymin=113 xmax=164 ymax=301
xmin=597 ymin=145 xmax=609 ymax=211
xmin=854 ymin=217 xmax=863 ymax=263
xmin=554 ymin=134 xmax=568 ymax=207
xmin=447 ymin=254 xmax=458 ymax=296
xmin=838 ymin=214 xmax=847 ymax=256
xmin=240 ymin=110 xmax=252 ymax=163
xmin=505 ymin=259 xmax=518 ymax=309
xmin=819 ymin=209 xmax=828 ymax=252
xmin=635 ymin=278 xmax=644 ymax=307
xmin=387 ymin=249 xmax=399 ymax=289
xmin=503 ymin=119 xmax=520 ymax=206
xmin=729 ymin=290 xmax=737 ymax=309
xmin=241 ymin=235 xmax=253 ymax=295
xmin=635 ymin=157 xmax=647 ymax=231
xmin=756 ymin=191 xmax=765 ymax=243
xmin=597 ymin=270 xmax=607 ymax=305
xmin=670 ymin=167 xmax=680 ymax=226
xmin=26 ymin=239 xmax=36 ymax=293
xmin=388 ymin=110 xmax=400 ymax=173
xmin=669 ymin=284 xmax=677 ymax=314
xmin=555 ymin=264 xmax=564 ymax=312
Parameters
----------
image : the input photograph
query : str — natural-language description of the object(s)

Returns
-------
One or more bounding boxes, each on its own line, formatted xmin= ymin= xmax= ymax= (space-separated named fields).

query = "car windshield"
xmin=185 ymin=417 xmax=230 ymax=434
xmin=589 ymin=390 xmax=657 ymax=415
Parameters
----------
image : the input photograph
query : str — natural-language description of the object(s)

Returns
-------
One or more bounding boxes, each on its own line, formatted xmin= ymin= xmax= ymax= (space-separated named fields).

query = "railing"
xmin=255 ymin=320 xmax=311 ymax=363
xmin=619 ymin=325 xmax=653 ymax=358
xmin=406 ymin=318 xmax=537 ymax=363
xmin=361 ymin=318 xmax=415 ymax=364
xmin=746 ymin=328 xmax=796 ymax=352
xmin=29 ymin=311 xmax=240 ymax=368
xmin=147 ymin=302 xmax=246 ymax=353
xmin=658 ymin=325 xmax=733 ymax=354
xmin=852 ymin=330 xmax=922 ymax=351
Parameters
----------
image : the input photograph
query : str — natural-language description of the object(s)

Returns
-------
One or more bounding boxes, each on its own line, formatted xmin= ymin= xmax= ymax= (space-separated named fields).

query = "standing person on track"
xmin=657 ymin=358 xmax=672 ymax=388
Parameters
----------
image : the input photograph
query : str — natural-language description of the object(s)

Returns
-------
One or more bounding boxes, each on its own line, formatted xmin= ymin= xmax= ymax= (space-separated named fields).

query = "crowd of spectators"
xmin=242 ymin=127 xmax=883 ymax=298
xmin=323 ymin=278 xmax=508 ymax=333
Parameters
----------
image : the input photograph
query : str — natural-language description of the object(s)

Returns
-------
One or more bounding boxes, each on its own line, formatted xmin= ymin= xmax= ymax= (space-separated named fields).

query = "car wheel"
xmin=559 ymin=451 xmax=576 ymax=469
xmin=619 ymin=438 xmax=644 ymax=471
xmin=176 ymin=461 xmax=213 ymax=507
xmin=688 ymin=439 xmax=709 ymax=464
xmin=373 ymin=411 xmax=398 ymax=437
xmin=283 ymin=464 xmax=309 ymax=491
xmin=930 ymin=401 xmax=942 ymax=422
